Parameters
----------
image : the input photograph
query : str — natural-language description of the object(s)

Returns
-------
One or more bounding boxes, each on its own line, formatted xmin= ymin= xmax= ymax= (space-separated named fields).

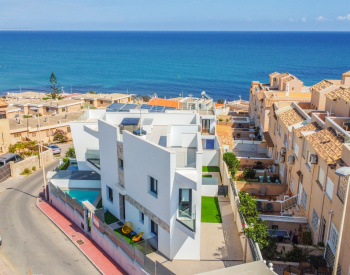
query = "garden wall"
xmin=202 ymin=150 xmax=219 ymax=166
xmin=238 ymin=158 xmax=274 ymax=169
xmin=277 ymin=243 xmax=325 ymax=257
xmin=236 ymin=182 xmax=288 ymax=196
xmin=11 ymin=149 xmax=54 ymax=177
xmin=0 ymin=163 xmax=11 ymax=183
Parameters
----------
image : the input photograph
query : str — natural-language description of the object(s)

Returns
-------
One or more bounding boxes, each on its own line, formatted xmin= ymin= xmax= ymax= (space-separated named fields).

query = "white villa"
xmin=70 ymin=102 xmax=220 ymax=260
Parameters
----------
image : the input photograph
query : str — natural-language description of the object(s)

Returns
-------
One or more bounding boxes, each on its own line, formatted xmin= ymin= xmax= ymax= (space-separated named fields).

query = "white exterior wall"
xmin=98 ymin=120 xmax=121 ymax=219
xmin=70 ymin=121 xmax=99 ymax=170
xmin=202 ymin=150 xmax=219 ymax=166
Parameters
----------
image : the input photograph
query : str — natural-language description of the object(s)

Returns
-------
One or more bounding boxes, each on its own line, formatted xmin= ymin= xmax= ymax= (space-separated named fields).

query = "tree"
xmin=239 ymin=191 xmax=270 ymax=249
xmin=53 ymin=129 xmax=68 ymax=143
xmin=88 ymin=90 xmax=96 ymax=94
xmin=47 ymin=73 xmax=60 ymax=99
xmin=223 ymin=152 xmax=240 ymax=179
xmin=217 ymin=99 xmax=224 ymax=104
xmin=65 ymin=147 xmax=76 ymax=158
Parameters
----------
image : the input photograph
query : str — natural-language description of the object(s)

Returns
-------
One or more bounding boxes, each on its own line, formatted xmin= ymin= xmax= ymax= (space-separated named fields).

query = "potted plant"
xmin=237 ymin=133 xmax=241 ymax=138
xmin=272 ymin=196 xmax=277 ymax=201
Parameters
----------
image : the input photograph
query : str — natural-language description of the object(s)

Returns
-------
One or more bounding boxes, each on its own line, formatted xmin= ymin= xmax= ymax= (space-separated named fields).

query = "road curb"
xmin=35 ymin=198 xmax=104 ymax=275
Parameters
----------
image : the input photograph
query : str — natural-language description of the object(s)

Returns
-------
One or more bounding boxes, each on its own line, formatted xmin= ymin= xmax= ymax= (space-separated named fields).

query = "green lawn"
xmin=104 ymin=210 xmax=119 ymax=225
xmin=201 ymin=196 xmax=222 ymax=223
xmin=202 ymin=174 xmax=213 ymax=178
xmin=202 ymin=166 xmax=220 ymax=173
xmin=96 ymin=198 xmax=103 ymax=209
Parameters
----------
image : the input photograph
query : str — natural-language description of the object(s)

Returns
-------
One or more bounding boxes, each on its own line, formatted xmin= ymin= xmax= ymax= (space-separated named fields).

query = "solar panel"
xmin=140 ymin=104 xmax=153 ymax=110
xmin=163 ymin=107 xmax=176 ymax=111
xmin=120 ymin=104 xmax=138 ymax=111
xmin=120 ymin=117 xmax=140 ymax=125
xmin=150 ymin=106 xmax=164 ymax=113
xmin=106 ymin=103 xmax=125 ymax=112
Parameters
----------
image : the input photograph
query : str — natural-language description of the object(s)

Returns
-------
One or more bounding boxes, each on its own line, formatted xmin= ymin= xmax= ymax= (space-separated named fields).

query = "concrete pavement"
xmin=0 ymin=160 xmax=100 ymax=275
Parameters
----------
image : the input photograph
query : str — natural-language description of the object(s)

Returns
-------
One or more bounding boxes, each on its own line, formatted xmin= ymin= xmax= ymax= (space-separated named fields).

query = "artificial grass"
xmin=202 ymin=174 xmax=213 ymax=178
xmin=96 ymin=198 xmax=103 ymax=209
xmin=201 ymin=196 xmax=222 ymax=223
xmin=202 ymin=166 xmax=220 ymax=173
xmin=114 ymin=227 xmax=133 ymax=244
xmin=104 ymin=210 xmax=119 ymax=225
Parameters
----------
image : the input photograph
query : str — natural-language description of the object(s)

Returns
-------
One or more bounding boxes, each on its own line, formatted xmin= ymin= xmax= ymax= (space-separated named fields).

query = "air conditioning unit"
xmin=288 ymin=155 xmax=295 ymax=164
xmin=280 ymin=155 xmax=285 ymax=163
xmin=310 ymin=154 xmax=318 ymax=164
xmin=280 ymin=147 xmax=286 ymax=155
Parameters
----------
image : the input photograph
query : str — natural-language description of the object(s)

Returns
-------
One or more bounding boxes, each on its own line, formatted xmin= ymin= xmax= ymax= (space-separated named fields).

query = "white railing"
xmin=281 ymin=195 xmax=298 ymax=212
xmin=259 ymin=214 xmax=308 ymax=224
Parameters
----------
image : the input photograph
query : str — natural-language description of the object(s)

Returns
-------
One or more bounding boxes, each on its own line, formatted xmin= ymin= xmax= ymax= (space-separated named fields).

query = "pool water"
xmin=68 ymin=165 xmax=79 ymax=170
xmin=63 ymin=189 xmax=100 ymax=205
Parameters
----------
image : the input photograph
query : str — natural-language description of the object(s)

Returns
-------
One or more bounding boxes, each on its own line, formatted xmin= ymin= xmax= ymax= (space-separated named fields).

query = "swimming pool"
xmin=63 ymin=189 xmax=100 ymax=205
xmin=68 ymin=165 xmax=79 ymax=170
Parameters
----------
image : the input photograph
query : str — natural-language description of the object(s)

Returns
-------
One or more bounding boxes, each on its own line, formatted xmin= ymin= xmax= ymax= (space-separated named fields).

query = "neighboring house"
xmin=70 ymin=105 xmax=220 ymax=260
xmin=248 ymin=72 xmax=311 ymax=136
xmin=0 ymin=99 xmax=11 ymax=154
xmin=9 ymin=112 xmax=82 ymax=144
xmin=72 ymin=93 xmax=131 ymax=108
xmin=253 ymin=71 xmax=350 ymax=274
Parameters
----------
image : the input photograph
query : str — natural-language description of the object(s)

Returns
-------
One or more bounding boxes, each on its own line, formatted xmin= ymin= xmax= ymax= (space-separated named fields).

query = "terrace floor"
xmin=148 ymin=196 xmax=244 ymax=275
xmin=232 ymin=143 xmax=268 ymax=158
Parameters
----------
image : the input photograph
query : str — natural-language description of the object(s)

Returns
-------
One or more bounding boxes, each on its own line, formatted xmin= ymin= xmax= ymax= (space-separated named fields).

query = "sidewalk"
xmin=36 ymin=192 xmax=126 ymax=275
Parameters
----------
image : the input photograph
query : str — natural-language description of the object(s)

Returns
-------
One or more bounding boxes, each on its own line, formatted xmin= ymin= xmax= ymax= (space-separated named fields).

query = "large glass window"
xmin=107 ymin=186 xmax=113 ymax=202
xmin=179 ymin=189 xmax=192 ymax=218
xmin=294 ymin=143 xmax=299 ymax=159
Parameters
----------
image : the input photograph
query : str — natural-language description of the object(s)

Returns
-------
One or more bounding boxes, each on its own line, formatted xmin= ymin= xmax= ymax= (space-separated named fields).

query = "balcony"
xmin=86 ymin=149 xmax=100 ymax=170
xmin=176 ymin=203 xmax=196 ymax=234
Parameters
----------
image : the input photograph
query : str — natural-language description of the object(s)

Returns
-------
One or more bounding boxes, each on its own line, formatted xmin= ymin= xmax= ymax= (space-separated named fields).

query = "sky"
xmin=0 ymin=0 xmax=350 ymax=31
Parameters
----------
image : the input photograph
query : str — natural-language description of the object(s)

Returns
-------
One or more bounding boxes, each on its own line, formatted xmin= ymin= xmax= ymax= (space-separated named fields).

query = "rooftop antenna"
xmin=154 ymin=92 xmax=158 ymax=113
xmin=239 ymin=95 xmax=242 ymax=101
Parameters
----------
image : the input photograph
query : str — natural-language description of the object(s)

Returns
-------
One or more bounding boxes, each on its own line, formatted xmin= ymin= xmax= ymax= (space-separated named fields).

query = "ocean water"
xmin=0 ymin=31 xmax=349 ymax=101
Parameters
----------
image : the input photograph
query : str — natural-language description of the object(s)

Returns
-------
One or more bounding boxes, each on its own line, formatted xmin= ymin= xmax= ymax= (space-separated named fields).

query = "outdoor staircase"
xmin=279 ymin=195 xmax=299 ymax=215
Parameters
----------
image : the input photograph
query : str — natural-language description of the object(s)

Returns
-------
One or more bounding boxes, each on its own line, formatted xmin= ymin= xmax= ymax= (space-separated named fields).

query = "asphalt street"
xmin=0 ymin=160 xmax=100 ymax=275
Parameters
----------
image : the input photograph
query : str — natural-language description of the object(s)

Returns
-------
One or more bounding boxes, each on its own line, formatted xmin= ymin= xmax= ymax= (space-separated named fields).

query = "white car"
xmin=46 ymin=144 xmax=62 ymax=155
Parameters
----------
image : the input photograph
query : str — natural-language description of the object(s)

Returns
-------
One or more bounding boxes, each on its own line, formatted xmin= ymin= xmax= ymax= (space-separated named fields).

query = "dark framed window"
xmin=140 ymin=211 xmax=144 ymax=224
xmin=149 ymin=176 xmax=158 ymax=197
xmin=151 ymin=220 xmax=158 ymax=236
xmin=107 ymin=186 xmax=113 ymax=202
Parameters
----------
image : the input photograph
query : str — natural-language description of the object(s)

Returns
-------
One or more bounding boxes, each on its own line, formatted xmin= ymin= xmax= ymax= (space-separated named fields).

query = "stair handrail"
xmin=281 ymin=194 xmax=298 ymax=212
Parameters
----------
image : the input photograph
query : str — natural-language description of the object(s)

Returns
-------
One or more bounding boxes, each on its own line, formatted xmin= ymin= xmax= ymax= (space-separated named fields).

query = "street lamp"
xmin=37 ymin=115 xmax=48 ymax=201
xmin=332 ymin=166 xmax=350 ymax=275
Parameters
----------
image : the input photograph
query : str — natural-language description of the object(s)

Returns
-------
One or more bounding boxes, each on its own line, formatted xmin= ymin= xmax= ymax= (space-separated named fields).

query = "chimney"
xmin=342 ymin=72 xmax=350 ymax=85
xmin=285 ymin=83 xmax=290 ymax=97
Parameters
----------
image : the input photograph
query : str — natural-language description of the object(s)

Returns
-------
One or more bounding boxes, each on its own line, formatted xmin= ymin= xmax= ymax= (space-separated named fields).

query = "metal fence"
xmin=0 ymin=163 xmax=11 ymax=183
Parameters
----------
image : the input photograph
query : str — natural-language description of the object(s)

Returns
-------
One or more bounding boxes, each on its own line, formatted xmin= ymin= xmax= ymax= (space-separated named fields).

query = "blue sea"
xmin=0 ymin=31 xmax=349 ymax=101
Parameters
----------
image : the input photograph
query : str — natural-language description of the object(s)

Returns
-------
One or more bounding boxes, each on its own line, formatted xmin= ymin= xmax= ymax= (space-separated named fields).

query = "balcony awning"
xmin=263 ymin=131 xmax=274 ymax=147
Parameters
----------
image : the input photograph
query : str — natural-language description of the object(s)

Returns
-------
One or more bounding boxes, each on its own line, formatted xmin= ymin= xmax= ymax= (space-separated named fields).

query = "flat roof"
xmin=51 ymin=170 xmax=101 ymax=180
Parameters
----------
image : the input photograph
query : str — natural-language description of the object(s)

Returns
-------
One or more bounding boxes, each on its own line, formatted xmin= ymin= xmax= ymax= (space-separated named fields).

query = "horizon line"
xmin=0 ymin=29 xmax=350 ymax=32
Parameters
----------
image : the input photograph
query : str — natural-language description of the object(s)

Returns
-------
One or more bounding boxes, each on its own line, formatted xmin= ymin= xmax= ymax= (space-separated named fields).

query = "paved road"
xmin=0 ymin=160 xmax=100 ymax=275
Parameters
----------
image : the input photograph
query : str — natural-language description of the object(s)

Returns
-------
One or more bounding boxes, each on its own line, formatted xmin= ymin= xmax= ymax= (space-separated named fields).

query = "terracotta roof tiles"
xmin=0 ymin=99 xmax=8 ymax=107
xmin=343 ymin=71 xmax=350 ymax=76
xmin=279 ymin=108 xmax=305 ymax=127
xmin=325 ymin=87 xmax=350 ymax=103
xmin=275 ymin=72 xmax=289 ymax=79
xmin=311 ymin=80 xmax=334 ymax=93
xmin=148 ymin=98 xmax=182 ymax=109
xmin=293 ymin=122 xmax=321 ymax=138
xmin=306 ymin=127 xmax=343 ymax=164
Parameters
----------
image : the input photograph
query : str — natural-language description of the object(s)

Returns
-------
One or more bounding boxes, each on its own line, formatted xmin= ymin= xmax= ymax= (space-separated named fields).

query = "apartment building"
xmin=258 ymin=71 xmax=350 ymax=274
xmin=70 ymin=104 xmax=220 ymax=260
xmin=0 ymin=99 xmax=11 ymax=154
xmin=249 ymin=72 xmax=311 ymax=135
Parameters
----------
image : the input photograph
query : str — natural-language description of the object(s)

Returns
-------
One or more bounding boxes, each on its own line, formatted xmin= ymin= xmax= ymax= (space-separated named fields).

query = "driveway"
xmin=0 ymin=160 xmax=100 ymax=275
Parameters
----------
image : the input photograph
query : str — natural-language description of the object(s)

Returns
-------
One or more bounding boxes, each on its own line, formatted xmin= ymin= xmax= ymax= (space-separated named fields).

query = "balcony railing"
xmin=86 ymin=149 xmax=100 ymax=169
xmin=176 ymin=203 xmax=196 ymax=232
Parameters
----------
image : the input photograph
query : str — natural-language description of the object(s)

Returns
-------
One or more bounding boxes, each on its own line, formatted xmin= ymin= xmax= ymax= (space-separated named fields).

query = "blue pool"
xmin=63 ymin=189 xmax=100 ymax=205
xmin=68 ymin=165 xmax=79 ymax=171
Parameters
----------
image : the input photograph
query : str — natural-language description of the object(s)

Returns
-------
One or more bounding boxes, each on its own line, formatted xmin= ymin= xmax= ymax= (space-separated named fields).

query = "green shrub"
xmin=282 ymin=244 xmax=313 ymax=262
xmin=53 ymin=129 xmax=68 ymax=143
xmin=65 ymin=147 xmax=76 ymax=158
xmin=32 ymin=166 xmax=36 ymax=171
xmin=59 ymin=157 xmax=70 ymax=170
xmin=21 ymin=168 xmax=31 ymax=175
xmin=301 ymin=226 xmax=313 ymax=245
xmin=317 ymin=241 xmax=325 ymax=247
xmin=243 ymin=168 xmax=256 ymax=179
xmin=223 ymin=152 xmax=240 ymax=179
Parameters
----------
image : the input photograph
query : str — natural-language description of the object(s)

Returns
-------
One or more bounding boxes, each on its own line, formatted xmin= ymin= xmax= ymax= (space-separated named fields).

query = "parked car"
xmin=0 ymin=153 xmax=24 ymax=167
xmin=46 ymin=144 xmax=62 ymax=155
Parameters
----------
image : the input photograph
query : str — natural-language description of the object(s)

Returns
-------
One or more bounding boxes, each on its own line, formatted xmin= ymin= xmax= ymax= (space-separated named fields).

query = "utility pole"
xmin=37 ymin=114 xmax=48 ymax=200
